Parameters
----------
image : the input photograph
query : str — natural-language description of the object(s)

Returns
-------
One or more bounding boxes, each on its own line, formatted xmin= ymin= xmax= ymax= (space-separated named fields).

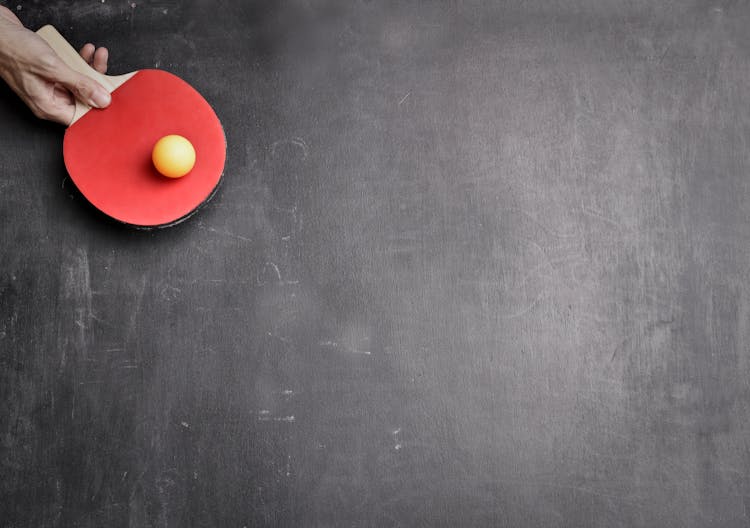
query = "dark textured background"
xmin=1 ymin=1 xmax=750 ymax=526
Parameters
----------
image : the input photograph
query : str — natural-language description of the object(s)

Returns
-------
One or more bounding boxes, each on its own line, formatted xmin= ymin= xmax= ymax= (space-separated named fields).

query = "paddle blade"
xmin=63 ymin=70 xmax=226 ymax=227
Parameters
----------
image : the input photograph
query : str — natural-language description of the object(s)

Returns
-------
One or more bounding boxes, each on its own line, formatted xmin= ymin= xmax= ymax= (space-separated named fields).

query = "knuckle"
xmin=29 ymin=100 xmax=61 ymax=122
xmin=31 ymin=105 xmax=51 ymax=120
xmin=73 ymin=78 xmax=93 ymax=98
xmin=37 ymin=53 xmax=60 ymax=74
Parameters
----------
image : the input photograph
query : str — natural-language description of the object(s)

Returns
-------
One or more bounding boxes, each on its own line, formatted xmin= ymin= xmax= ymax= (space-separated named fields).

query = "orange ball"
xmin=152 ymin=135 xmax=196 ymax=178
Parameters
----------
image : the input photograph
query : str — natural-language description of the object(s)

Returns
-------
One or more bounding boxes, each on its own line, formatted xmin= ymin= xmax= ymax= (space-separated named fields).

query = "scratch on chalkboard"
xmin=392 ymin=428 xmax=402 ymax=450
xmin=499 ymin=291 xmax=546 ymax=320
xmin=124 ymin=275 xmax=147 ymax=346
xmin=257 ymin=410 xmax=295 ymax=422
xmin=262 ymin=262 xmax=282 ymax=282
xmin=258 ymin=416 xmax=295 ymax=422
xmin=498 ymin=207 xmax=580 ymax=239
xmin=530 ymin=480 xmax=645 ymax=505
xmin=160 ymin=284 xmax=181 ymax=302
xmin=267 ymin=332 xmax=292 ymax=345
xmin=318 ymin=340 xmax=371 ymax=355
xmin=58 ymin=248 xmax=93 ymax=368
xmin=198 ymin=224 xmax=253 ymax=243
xmin=579 ymin=201 xmax=624 ymax=230
xmin=271 ymin=137 xmax=309 ymax=160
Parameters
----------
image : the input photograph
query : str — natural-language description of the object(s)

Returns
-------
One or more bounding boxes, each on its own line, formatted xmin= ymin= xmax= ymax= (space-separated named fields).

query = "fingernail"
xmin=89 ymin=90 xmax=111 ymax=109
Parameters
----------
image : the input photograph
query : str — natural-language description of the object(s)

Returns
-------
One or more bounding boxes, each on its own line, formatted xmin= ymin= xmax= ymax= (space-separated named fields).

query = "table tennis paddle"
xmin=36 ymin=25 xmax=226 ymax=228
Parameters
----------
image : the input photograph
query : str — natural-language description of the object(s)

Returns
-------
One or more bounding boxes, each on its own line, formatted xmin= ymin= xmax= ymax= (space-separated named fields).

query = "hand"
xmin=0 ymin=6 xmax=111 ymax=124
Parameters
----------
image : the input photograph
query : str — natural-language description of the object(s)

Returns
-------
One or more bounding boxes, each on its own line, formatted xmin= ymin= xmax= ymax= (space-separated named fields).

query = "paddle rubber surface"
xmin=63 ymin=70 xmax=226 ymax=227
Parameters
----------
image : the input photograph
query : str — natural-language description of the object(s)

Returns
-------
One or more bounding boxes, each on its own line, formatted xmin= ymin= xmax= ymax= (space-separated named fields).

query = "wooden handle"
xmin=36 ymin=25 xmax=117 ymax=91
xmin=35 ymin=25 xmax=136 ymax=124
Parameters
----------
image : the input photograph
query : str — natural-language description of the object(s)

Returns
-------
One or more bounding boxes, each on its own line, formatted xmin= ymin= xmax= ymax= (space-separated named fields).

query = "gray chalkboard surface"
xmin=1 ymin=1 xmax=749 ymax=526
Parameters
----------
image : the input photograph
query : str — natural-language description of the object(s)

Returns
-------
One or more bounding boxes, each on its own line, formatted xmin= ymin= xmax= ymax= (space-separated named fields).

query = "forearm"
xmin=0 ymin=6 xmax=24 ymax=78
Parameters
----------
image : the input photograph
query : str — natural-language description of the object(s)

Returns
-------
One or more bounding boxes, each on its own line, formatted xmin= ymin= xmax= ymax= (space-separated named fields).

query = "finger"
xmin=53 ymin=83 xmax=75 ymax=107
xmin=93 ymin=47 xmax=108 ymax=74
xmin=29 ymin=102 xmax=73 ymax=124
xmin=45 ymin=102 xmax=75 ymax=125
xmin=79 ymin=43 xmax=95 ymax=65
xmin=25 ymin=86 xmax=75 ymax=124
xmin=0 ymin=66 xmax=72 ymax=124
xmin=53 ymin=62 xmax=111 ymax=109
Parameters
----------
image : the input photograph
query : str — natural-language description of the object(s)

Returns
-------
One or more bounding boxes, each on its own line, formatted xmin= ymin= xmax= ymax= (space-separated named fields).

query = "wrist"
xmin=0 ymin=6 xmax=19 ymax=24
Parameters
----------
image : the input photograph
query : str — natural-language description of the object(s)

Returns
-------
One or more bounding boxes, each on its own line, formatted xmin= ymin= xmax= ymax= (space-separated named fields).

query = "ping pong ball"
xmin=152 ymin=135 xmax=196 ymax=178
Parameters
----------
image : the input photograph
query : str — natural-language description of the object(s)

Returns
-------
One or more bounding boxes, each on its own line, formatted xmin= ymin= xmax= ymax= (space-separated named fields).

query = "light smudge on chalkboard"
xmin=318 ymin=340 xmax=372 ymax=355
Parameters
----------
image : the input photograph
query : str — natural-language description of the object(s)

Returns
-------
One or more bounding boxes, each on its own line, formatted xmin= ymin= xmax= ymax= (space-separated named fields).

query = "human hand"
xmin=0 ymin=6 xmax=111 ymax=124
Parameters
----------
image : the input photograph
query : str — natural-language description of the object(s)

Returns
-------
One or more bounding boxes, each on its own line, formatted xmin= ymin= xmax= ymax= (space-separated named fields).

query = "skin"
xmin=0 ymin=6 xmax=110 ymax=124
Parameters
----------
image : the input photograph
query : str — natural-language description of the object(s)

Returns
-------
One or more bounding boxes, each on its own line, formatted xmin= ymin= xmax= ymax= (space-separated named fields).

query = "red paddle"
xmin=36 ymin=25 xmax=226 ymax=228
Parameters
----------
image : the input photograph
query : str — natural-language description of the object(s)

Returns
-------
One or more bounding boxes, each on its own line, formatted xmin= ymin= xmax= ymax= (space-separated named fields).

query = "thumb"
xmin=54 ymin=62 xmax=111 ymax=109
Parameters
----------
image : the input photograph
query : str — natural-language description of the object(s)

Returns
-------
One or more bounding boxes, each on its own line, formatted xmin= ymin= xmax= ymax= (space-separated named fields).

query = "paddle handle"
xmin=36 ymin=25 xmax=136 ymax=124
xmin=36 ymin=25 xmax=117 ymax=91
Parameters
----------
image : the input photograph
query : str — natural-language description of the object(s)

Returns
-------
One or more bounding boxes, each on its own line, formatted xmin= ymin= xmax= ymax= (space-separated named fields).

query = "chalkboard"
xmin=1 ymin=1 xmax=750 ymax=526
